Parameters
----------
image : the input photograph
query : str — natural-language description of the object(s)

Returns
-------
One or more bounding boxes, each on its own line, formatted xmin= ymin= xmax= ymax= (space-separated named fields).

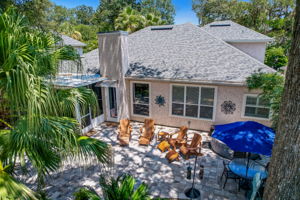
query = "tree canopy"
xmin=0 ymin=0 xmax=53 ymax=27
xmin=94 ymin=0 xmax=174 ymax=32
xmin=115 ymin=6 xmax=164 ymax=33
xmin=115 ymin=6 xmax=146 ymax=33
xmin=265 ymin=47 xmax=288 ymax=70
xmin=74 ymin=5 xmax=95 ymax=25
xmin=140 ymin=0 xmax=175 ymax=24
xmin=0 ymin=0 xmax=175 ymax=53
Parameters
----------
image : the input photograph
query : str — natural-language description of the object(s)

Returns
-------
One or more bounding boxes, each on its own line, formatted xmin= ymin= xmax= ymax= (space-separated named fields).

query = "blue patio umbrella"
xmin=212 ymin=121 xmax=275 ymax=180
xmin=212 ymin=121 xmax=275 ymax=156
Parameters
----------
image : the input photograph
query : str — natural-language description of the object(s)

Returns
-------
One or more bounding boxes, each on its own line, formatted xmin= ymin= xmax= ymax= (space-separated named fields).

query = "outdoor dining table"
xmin=229 ymin=158 xmax=268 ymax=180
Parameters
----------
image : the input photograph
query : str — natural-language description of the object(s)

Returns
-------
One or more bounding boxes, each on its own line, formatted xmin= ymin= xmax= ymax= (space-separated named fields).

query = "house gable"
xmin=201 ymin=20 xmax=273 ymax=43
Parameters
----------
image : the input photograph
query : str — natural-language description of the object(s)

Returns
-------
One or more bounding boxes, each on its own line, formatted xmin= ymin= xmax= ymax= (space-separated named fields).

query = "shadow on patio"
xmin=17 ymin=121 xmax=247 ymax=200
xmin=91 ymin=121 xmax=246 ymax=200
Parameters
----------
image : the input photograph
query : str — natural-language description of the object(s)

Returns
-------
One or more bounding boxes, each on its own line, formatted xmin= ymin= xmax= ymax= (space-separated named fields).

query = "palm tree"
xmin=58 ymin=21 xmax=83 ymax=41
xmin=115 ymin=6 xmax=145 ymax=33
xmin=74 ymin=174 xmax=150 ymax=200
xmin=0 ymin=8 xmax=110 ymax=199
xmin=144 ymin=13 xmax=164 ymax=26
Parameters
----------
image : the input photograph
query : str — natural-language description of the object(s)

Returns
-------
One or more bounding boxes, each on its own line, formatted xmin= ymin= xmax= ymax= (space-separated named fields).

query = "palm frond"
xmin=77 ymin=136 xmax=110 ymax=164
xmin=0 ymin=161 xmax=38 ymax=200
xmin=132 ymin=183 xmax=149 ymax=200
xmin=99 ymin=174 xmax=150 ymax=200
xmin=74 ymin=188 xmax=101 ymax=200
xmin=55 ymin=87 xmax=98 ymax=118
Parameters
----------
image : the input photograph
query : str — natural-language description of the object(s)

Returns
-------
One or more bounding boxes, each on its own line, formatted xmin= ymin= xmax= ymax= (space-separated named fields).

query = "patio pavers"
xmin=17 ymin=121 xmax=246 ymax=200
xmin=91 ymin=121 xmax=246 ymax=200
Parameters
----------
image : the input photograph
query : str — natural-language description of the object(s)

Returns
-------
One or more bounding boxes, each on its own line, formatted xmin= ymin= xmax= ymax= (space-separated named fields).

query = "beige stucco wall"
xmin=228 ymin=42 xmax=267 ymax=63
xmin=98 ymin=32 xmax=130 ymax=120
xmin=125 ymin=79 xmax=271 ymax=131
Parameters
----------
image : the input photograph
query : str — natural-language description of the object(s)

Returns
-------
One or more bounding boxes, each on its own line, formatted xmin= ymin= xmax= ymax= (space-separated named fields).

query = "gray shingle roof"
xmin=201 ymin=20 xmax=273 ymax=42
xmin=126 ymin=23 xmax=275 ymax=84
xmin=61 ymin=34 xmax=86 ymax=47
xmin=81 ymin=49 xmax=100 ymax=74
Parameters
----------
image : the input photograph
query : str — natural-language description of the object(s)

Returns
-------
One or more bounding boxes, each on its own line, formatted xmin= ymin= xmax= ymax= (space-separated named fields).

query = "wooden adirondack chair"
xmin=180 ymin=133 xmax=203 ymax=159
xmin=139 ymin=118 xmax=155 ymax=145
xmin=169 ymin=126 xmax=188 ymax=149
xmin=117 ymin=119 xmax=132 ymax=146
xmin=165 ymin=147 xmax=180 ymax=163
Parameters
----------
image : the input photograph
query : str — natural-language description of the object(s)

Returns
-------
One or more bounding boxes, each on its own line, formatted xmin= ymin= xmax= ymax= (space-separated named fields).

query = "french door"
xmin=106 ymin=87 xmax=118 ymax=122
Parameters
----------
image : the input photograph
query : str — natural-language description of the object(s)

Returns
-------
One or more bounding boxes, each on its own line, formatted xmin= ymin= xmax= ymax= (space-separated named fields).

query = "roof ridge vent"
xmin=210 ymin=24 xmax=231 ymax=27
xmin=151 ymin=26 xmax=173 ymax=31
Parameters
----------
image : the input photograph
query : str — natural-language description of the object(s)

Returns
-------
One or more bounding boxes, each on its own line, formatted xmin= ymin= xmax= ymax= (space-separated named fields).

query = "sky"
xmin=51 ymin=0 xmax=199 ymax=25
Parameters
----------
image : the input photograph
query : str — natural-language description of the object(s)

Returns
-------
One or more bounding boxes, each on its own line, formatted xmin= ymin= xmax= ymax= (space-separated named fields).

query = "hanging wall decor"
xmin=221 ymin=100 xmax=236 ymax=114
xmin=155 ymin=95 xmax=166 ymax=107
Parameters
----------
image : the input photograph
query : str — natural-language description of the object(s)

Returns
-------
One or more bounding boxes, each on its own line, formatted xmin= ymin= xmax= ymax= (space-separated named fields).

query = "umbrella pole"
xmin=184 ymin=154 xmax=201 ymax=199
xmin=246 ymin=153 xmax=250 ymax=178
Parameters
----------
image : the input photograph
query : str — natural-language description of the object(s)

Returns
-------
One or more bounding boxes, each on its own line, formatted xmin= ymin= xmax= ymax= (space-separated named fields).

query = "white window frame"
xmin=169 ymin=84 xmax=217 ymax=121
xmin=130 ymin=81 xmax=151 ymax=117
xmin=241 ymin=94 xmax=271 ymax=120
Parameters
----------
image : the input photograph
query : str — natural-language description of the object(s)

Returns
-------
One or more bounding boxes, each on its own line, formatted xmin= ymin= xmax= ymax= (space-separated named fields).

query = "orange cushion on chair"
xmin=139 ymin=137 xmax=150 ymax=145
xmin=157 ymin=141 xmax=170 ymax=152
xmin=180 ymin=145 xmax=189 ymax=155
xmin=119 ymin=137 xmax=130 ymax=146
xmin=165 ymin=150 xmax=179 ymax=163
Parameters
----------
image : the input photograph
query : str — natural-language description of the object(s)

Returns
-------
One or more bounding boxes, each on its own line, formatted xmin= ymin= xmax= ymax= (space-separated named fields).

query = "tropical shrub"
xmin=74 ymin=174 xmax=150 ymax=200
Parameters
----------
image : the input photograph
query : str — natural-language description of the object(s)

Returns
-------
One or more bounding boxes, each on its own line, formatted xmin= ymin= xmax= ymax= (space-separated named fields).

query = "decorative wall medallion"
xmin=155 ymin=95 xmax=166 ymax=107
xmin=221 ymin=101 xmax=236 ymax=114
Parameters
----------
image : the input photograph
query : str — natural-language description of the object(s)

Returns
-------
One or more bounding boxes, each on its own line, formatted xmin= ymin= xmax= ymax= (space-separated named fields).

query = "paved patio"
xmin=91 ymin=122 xmax=246 ymax=200
xmin=18 ymin=121 xmax=246 ymax=200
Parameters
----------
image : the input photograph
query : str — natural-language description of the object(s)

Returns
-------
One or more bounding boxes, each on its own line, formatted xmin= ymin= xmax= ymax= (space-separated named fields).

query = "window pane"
xmin=245 ymin=107 xmax=270 ymax=119
xmin=91 ymin=84 xmax=103 ymax=116
xmin=199 ymin=106 xmax=213 ymax=119
xmin=201 ymin=88 xmax=214 ymax=106
xmin=134 ymin=83 xmax=149 ymax=104
xmin=109 ymin=87 xmax=117 ymax=118
xmin=186 ymin=87 xmax=199 ymax=104
xmin=246 ymin=96 xmax=257 ymax=105
xmin=245 ymin=106 xmax=256 ymax=117
xmin=258 ymin=97 xmax=269 ymax=107
xmin=133 ymin=104 xmax=149 ymax=116
xmin=172 ymin=86 xmax=184 ymax=103
xmin=257 ymin=108 xmax=270 ymax=118
xmin=186 ymin=105 xmax=198 ymax=117
xmin=81 ymin=115 xmax=91 ymax=128
xmin=172 ymin=103 xmax=184 ymax=116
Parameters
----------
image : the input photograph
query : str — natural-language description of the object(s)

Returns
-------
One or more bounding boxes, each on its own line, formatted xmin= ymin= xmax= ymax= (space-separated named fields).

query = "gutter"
xmin=225 ymin=39 xmax=274 ymax=43
xmin=125 ymin=76 xmax=247 ymax=87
